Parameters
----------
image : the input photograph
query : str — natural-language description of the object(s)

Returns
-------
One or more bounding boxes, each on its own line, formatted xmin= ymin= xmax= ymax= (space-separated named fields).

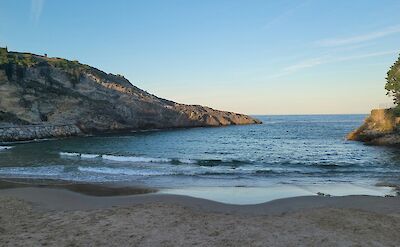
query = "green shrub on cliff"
xmin=0 ymin=47 xmax=88 ymax=84
xmin=385 ymin=54 xmax=400 ymax=105
xmin=0 ymin=47 xmax=8 ymax=64
xmin=0 ymin=48 xmax=39 ymax=80
xmin=0 ymin=51 xmax=37 ymax=67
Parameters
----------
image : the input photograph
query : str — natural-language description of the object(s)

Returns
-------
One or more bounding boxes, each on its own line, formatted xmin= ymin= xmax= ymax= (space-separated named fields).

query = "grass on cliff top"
xmin=0 ymin=47 xmax=90 ymax=72
xmin=0 ymin=47 xmax=134 ymax=89
xmin=0 ymin=47 xmax=93 ymax=85
xmin=0 ymin=48 xmax=38 ymax=67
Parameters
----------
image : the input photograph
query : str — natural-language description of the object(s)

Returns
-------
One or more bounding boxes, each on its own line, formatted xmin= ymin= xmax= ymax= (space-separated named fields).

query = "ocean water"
xmin=0 ymin=115 xmax=399 ymax=203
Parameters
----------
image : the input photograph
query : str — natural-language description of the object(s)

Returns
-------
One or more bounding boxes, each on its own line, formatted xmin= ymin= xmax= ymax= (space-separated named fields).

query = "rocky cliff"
xmin=347 ymin=109 xmax=400 ymax=145
xmin=0 ymin=48 xmax=261 ymax=141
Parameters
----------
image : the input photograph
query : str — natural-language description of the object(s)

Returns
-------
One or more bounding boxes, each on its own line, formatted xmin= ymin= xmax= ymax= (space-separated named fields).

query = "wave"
xmin=60 ymin=152 xmax=171 ymax=163
xmin=255 ymin=169 xmax=275 ymax=174
xmin=60 ymin=152 xmax=81 ymax=157
xmin=0 ymin=166 xmax=63 ymax=176
xmin=81 ymin=154 xmax=101 ymax=159
xmin=78 ymin=166 xmax=174 ymax=176
xmin=199 ymin=172 xmax=237 ymax=176
xmin=308 ymin=162 xmax=363 ymax=169
xmin=312 ymin=163 xmax=343 ymax=168
xmin=172 ymin=159 xmax=197 ymax=164
xmin=0 ymin=164 xmax=389 ymax=181
xmin=60 ymin=152 xmax=100 ymax=159
xmin=59 ymin=151 xmax=252 ymax=166
xmin=101 ymin=155 xmax=171 ymax=163
xmin=196 ymin=159 xmax=253 ymax=167
xmin=75 ymin=164 xmax=302 ymax=177
xmin=0 ymin=146 xmax=13 ymax=151
xmin=77 ymin=166 xmax=234 ymax=177
xmin=59 ymin=152 xmax=360 ymax=172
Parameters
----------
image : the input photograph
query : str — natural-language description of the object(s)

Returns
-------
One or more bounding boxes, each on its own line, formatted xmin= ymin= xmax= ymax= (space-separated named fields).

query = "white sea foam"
xmin=101 ymin=155 xmax=171 ymax=163
xmin=78 ymin=166 xmax=172 ymax=176
xmin=60 ymin=152 xmax=172 ymax=163
xmin=0 ymin=146 xmax=13 ymax=151
xmin=60 ymin=152 xmax=81 ymax=157
xmin=80 ymin=153 xmax=100 ymax=159
xmin=59 ymin=151 xmax=256 ymax=169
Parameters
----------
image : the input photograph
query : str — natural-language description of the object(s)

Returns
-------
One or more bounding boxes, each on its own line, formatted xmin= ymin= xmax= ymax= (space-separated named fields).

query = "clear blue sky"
xmin=1 ymin=0 xmax=400 ymax=114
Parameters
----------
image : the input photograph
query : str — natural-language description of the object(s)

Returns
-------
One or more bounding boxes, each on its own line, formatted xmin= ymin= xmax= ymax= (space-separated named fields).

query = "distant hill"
xmin=0 ymin=47 xmax=260 ymax=141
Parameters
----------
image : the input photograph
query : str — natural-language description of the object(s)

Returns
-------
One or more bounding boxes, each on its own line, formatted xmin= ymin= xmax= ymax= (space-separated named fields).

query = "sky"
xmin=1 ymin=0 xmax=400 ymax=115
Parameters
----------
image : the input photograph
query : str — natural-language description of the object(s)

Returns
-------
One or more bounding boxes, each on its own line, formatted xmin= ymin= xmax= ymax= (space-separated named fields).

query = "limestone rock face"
xmin=0 ymin=49 xmax=261 ymax=141
xmin=0 ymin=124 xmax=81 ymax=142
xmin=347 ymin=109 xmax=400 ymax=145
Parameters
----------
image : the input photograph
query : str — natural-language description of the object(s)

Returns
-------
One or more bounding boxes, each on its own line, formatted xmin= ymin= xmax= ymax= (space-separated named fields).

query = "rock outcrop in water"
xmin=0 ymin=47 xmax=261 ymax=141
xmin=347 ymin=109 xmax=400 ymax=145
xmin=348 ymin=53 xmax=400 ymax=146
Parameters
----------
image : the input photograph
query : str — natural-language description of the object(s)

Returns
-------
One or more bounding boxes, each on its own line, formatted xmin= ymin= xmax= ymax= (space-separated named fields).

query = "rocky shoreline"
xmin=0 ymin=124 xmax=81 ymax=142
xmin=347 ymin=109 xmax=400 ymax=145
xmin=0 ymin=122 xmax=260 ymax=143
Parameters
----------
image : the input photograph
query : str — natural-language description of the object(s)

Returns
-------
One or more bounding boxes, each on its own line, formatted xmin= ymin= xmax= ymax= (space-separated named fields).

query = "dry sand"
xmin=0 ymin=184 xmax=400 ymax=246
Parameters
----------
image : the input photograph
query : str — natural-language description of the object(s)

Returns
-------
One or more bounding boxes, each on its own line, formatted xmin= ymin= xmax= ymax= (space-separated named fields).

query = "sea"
xmin=1 ymin=115 xmax=399 ymax=204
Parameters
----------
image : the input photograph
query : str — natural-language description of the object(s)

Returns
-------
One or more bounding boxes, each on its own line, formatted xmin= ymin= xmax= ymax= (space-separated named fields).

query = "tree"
xmin=385 ymin=54 xmax=400 ymax=105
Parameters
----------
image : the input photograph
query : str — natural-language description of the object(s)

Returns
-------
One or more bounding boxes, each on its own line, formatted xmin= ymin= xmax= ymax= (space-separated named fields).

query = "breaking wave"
xmin=59 ymin=152 xmax=255 ymax=166
xmin=0 ymin=146 xmax=14 ymax=151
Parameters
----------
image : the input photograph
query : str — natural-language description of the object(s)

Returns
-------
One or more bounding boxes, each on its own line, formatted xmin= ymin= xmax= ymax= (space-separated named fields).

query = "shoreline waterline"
xmin=0 ymin=177 xmax=397 ymax=205
xmin=158 ymin=184 xmax=397 ymax=205
xmin=0 ymin=184 xmax=399 ymax=214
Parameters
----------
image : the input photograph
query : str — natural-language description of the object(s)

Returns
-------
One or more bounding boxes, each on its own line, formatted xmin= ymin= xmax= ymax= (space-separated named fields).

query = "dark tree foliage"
xmin=385 ymin=54 xmax=400 ymax=105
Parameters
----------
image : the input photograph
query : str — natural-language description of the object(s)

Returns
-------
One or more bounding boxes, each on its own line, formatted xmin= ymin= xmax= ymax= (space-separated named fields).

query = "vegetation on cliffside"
xmin=0 ymin=47 xmax=89 ymax=86
xmin=385 ymin=54 xmax=400 ymax=112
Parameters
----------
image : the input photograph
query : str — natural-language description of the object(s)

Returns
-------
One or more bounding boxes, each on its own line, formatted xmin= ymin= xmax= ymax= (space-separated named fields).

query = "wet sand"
xmin=1 ymin=181 xmax=400 ymax=246
xmin=0 ymin=178 xmax=156 ymax=196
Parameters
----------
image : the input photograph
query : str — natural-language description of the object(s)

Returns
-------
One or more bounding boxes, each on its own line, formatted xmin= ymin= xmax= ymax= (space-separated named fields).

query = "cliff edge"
xmin=347 ymin=109 xmax=400 ymax=145
xmin=0 ymin=48 xmax=261 ymax=141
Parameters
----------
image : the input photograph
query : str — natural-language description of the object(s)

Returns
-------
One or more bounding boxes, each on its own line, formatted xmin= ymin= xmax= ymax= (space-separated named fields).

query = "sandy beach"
xmin=1 ymin=181 xmax=400 ymax=247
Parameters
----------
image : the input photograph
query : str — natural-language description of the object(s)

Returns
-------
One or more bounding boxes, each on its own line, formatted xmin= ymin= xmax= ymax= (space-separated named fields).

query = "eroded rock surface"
xmin=347 ymin=109 xmax=400 ymax=145
xmin=0 ymin=48 xmax=261 ymax=141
